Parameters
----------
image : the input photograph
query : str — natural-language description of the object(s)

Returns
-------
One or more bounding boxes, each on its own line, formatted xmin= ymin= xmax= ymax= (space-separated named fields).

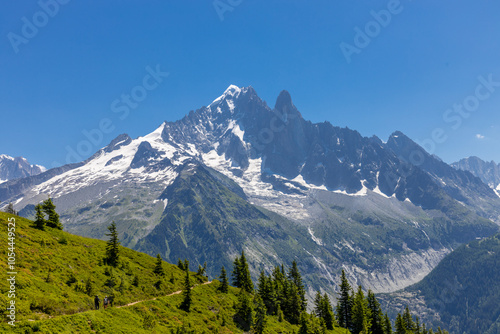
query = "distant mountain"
xmin=0 ymin=154 xmax=45 ymax=183
xmin=1 ymin=85 xmax=498 ymax=299
xmin=386 ymin=132 xmax=500 ymax=221
xmin=452 ymin=156 xmax=500 ymax=196
xmin=380 ymin=233 xmax=500 ymax=334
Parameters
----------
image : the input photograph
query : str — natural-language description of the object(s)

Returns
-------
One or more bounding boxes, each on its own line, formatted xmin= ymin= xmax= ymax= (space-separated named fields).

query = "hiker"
xmin=94 ymin=295 xmax=100 ymax=310
xmin=103 ymin=296 xmax=109 ymax=309
xmin=109 ymin=295 xmax=114 ymax=307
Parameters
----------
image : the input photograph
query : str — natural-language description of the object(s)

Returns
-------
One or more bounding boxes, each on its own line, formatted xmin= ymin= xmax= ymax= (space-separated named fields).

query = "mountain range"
xmin=0 ymin=154 xmax=45 ymax=184
xmin=1 ymin=85 xmax=499 ymax=303
xmin=452 ymin=156 xmax=500 ymax=197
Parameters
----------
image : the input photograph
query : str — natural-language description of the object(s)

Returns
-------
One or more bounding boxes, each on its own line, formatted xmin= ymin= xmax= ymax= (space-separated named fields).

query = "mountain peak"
xmin=0 ymin=154 xmax=46 ymax=182
xmin=210 ymin=85 xmax=242 ymax=106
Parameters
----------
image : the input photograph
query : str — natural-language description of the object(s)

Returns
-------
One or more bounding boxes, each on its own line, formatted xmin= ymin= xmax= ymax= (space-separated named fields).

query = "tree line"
xmin=217 ymin=251 xmax=449 ymax=334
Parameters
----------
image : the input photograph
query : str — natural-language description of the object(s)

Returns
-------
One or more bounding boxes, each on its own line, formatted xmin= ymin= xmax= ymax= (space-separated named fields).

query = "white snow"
xmin=225 ymin=120 xmax=245 ymax=142
xmin=209 ymin=85 xmax=241 ymax=107
xmin=0 ymin=154 xmax=14 ymax=161
xmin=30 ymin=122 xmax=186 ymax=198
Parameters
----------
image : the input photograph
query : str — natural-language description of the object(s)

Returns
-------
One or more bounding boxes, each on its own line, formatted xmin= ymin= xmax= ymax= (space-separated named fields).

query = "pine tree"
xmin=219 ymin=266 xmax=229 ymax=293
xmin=34 ymin=203 xmax=46 ymax=230
xmin=336 ymin=269 xmax=353 ymax=331
xmin=253 ymin=294 xmax=267 ymax=334
xmin=322 ymin=293 xmax=336 ymax=330
xmin=286 ymin=282 xmax=302 ymax=324
xmin=288 ymin=260 xmax=307 ymax=311
xmin=43 ymin=198 xmax=62 ymax=229
xmin=232 ymin=257 xmax=241 ymax=287
xmin=298 ymin=312 xmax=310 ymax=334
xmin=197 ymin=262 xmax=207 ymax=276
xmin=177 ymin=258 xmax=185 ymax=270
xmin=352 ymin=285 xmax=371 ymax=334
xmin=179 ymin=267 xmax=192 ymax=312
xmin=257 ymin=270 xmax=275 ymax=314
xmin=234 ymin=291 xmax=253 ymax=331
xmin=239 ymin=251 xmax=253 ymax=293
xmin=384 ymin=313 xmax=393 ymax=334
xmin=395 ymin=313 xmax=405 ymax=334
xmin=314 ymin=291 xmax=324 ymax=318
xmin=402 ymin=306 xmax=415 ymax=332
xmin=105 ymin=221 xmax=120 ymax=267
xmin=5 ymin=202 xmax=16 ymax=215
xmin=368 ymin=290 xmax=384 ymax=334
xmin=153 ymin=254 xmax=165 ymax=276
xmin=415 ymin=316 xmax=421 ymax=334
xmin=272 ymin=265 xmax=286 ymax=314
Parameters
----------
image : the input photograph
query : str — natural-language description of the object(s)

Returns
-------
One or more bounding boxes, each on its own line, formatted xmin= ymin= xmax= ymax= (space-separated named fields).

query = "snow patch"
xmin=209 ymin=85 xmax=241 ymax=107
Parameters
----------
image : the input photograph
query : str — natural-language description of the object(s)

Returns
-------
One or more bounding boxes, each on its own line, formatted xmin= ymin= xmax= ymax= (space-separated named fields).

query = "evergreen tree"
xmin=239 ymin=251 xmax=253 ymax=293
xmin=322 ymin=293 xmax=336 ymax=330
xmin=232 ymin=251 xmax=253 ymax=293
xmin=352 ymin=285 xmax=371 ymax=334
xmin=368 ymin=290 xmax=384 ymax=334
xmin=232 ymin=257 xmax=241 ymax=287
xmin=177 ymin=258 xmax=185 ymax=270
xmin=234 ymin=291 xmax=253 ymax=331
xmin=395 ymin=313 xmax=405 ymax=334
xmin=383 ymin=313 xmax=393 ymax=334
xmin=5 ymin=202 xmax=16 ymax=215
xmin=272 ymin=265 xmax=286 ymax=314
xmin=34 ymin=203 xmax=46 ymax=230
xmin=315 ymin=291 xmax=336 ymax=330
xmin=415 ymin=316 xmax=421 ymax=334
xmin=219 ymin=266 xmax=229 ymax=293
xmin=298 ymin=313 xmax=310 ymax=334
xmin=179 ymin=267 xmax=192 ymax=312
xmin=105 ymin=221 xmax=120 ymax=267
xmin=43 ymin=198 xmax=62 ymax=229
xmin=402 ymin=306 xmax=415 ymax=332
xmin=153 ymin=254 xmax=165 ymax=276
xmin=286 ymin=282 xmax=302 ymax=324
xmin=336 ymin=269 xmax=353 ymax=331
xmin=314 ymin=291 xmax=324 ymax=318
xmin=288 ymin=260 xmax=307 ymax=311
xmin=257 ymin=270 xmax=275 ymax=314
xmin=253 ymin=294 xmax=267 ymax=334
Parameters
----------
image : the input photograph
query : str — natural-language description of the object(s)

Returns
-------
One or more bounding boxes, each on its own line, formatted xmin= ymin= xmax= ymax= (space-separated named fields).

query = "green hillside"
xmin=0 ymin=212 xmax=204 ymax=324
xmin=0 ymin=212 xmax=345 ymax=333
xmin=4 ymin=282 xmax=346 ymax=334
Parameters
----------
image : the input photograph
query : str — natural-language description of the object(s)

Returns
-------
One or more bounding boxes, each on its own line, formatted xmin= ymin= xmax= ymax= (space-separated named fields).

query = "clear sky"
xmin=1 ymin=0 xmax=500 ymax=168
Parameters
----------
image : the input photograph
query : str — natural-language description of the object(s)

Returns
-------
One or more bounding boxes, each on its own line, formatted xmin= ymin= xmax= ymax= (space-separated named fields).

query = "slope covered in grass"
xmin=3 ymin=282 xmax=348 ymax=333
xmin=0 ymin=212 xmax=348 ymax=333
xmin=0 ymin=212 xmax=206 ymax=322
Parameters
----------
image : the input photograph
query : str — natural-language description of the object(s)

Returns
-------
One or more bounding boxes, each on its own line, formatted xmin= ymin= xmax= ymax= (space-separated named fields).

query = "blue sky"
xmin=1 ymin=0 xmax=500 ymax=168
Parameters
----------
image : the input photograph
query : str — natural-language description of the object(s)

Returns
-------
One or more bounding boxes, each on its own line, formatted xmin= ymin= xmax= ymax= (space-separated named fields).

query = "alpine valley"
xmin=2 ymin=85 xmax=499 ymax=310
